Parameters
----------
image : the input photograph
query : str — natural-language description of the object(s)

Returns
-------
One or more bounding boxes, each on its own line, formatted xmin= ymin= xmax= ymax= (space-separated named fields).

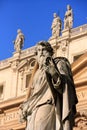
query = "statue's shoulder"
xmin=53 ymin=57 xmax=72 ymax=76
xmin=54 ymin=56 xmax=70 ymax=65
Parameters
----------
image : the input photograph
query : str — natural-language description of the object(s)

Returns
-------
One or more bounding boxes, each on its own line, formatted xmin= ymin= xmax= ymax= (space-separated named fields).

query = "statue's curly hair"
xmin=35 ymin=41 xmax=54 ymax=56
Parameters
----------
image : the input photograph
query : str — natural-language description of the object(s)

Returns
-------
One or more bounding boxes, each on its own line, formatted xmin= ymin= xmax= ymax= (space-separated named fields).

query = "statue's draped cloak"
xmin=25 ymin=57 xmax=78 ymax=130
xmin=54 ymin=57 xmax=78 ymax=129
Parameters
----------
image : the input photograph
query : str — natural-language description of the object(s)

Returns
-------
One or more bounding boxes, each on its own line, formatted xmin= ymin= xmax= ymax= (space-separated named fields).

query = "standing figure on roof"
xmin=64 ymin=5 xmax=73 ymax=29
xmin=51 ymin=13 xmax=62 ymax=37
xmin=13 ymin=29 xmax=25 ymax=52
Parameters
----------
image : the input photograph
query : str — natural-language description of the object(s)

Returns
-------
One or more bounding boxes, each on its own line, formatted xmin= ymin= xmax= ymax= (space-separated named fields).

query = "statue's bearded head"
xmin=35 ymin=41 xmax=54 ymax=67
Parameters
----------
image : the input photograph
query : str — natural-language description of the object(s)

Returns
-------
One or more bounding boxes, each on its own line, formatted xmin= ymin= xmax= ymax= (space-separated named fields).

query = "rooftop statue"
xmin=19 ymin=41 xmax=78 ymax=130
xmin=51 ymin=13 xmax=62 ymax=37
xmin=13 ymin=29 xmax=25 ymax=52
xmin=64 ymin=5 xmax=73 ymax=29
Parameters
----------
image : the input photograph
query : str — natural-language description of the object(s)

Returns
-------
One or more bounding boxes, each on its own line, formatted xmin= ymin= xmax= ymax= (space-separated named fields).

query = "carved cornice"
xmin=71 ymin=24 xmax=87 ymax=40
xmin=0 ymin=95 xmax=25 ymax=110
xmin=72 ymin=52 xmax=87 ymax=76
xmin=74 ymin=77 xmax=87 ymax=87
xmin=20 ymin=46 xmax=36 ymax=60
xmin=0 ymin=46 xmax=36 ymax=70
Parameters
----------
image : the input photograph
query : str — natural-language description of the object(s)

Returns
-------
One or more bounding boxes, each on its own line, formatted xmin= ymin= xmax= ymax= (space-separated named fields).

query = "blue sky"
xmin=0 ymin=0 xmax=87 ymax=60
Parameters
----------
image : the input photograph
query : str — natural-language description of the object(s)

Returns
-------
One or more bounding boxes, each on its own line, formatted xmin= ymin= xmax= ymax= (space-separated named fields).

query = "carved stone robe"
xmin=25 ymin=67 xmax=60 ymax=130
xmin=20 ymin=57 xmax=78 ymax=130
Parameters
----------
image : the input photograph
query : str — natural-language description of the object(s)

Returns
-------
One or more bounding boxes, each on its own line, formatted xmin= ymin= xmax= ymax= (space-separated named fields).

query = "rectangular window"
xmin=0 ymin=85 xmax=3 ymax=99
xmin=25 ymin=74 xmax=31 ymax=88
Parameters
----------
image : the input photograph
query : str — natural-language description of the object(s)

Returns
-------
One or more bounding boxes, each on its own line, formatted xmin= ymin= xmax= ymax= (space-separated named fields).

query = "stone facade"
xmin=49 ymin=24 xmax=87 ymax=63
xmin=0 ymin=24 xmax=87 ymax=130
xmin=72 ymin=53 xmax=87 ymax=130
xmin=0 ymin=46 xmax=36 ymax=130
xmin=0 ymin=6 xmax=87 ymax=129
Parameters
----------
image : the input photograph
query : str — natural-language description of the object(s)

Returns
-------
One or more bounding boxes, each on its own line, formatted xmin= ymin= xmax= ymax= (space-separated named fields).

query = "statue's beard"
xmin=38 ymin=55 xmax=52 ymax=69
xmin=38 ymin=55 xmax=47 ymax=67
